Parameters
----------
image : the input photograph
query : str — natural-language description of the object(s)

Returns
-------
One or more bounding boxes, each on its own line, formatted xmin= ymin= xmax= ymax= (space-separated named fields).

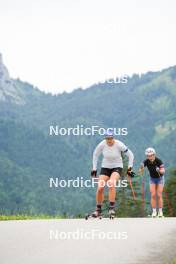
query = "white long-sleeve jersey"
xmin=93 ymin=139 xmax=134 ymax=170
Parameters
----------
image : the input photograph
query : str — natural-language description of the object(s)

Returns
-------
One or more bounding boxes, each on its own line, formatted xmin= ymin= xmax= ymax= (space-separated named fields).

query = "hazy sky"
xmin=0 ymin=0 xmax=176 ymax=94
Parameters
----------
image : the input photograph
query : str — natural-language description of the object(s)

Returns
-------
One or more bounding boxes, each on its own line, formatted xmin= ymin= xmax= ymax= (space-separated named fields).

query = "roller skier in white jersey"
xmin=90 ymin=129 xmax=134 ymax=219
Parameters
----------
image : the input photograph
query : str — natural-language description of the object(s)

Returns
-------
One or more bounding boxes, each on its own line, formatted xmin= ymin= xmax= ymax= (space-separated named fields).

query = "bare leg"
xmin=150 ymin=184 xmax=157 ymax=208
xmin=107 ymin=172 xmax=120 ymax=202
xmin=96 ymin=175 xmax=109 ymax=204
xmin=156 ymin=184 xmax=164 ymax=208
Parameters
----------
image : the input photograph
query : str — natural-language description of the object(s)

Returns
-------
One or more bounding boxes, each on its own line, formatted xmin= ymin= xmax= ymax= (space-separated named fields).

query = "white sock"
xmin=159 ymin=208 xmax=163 ymax=213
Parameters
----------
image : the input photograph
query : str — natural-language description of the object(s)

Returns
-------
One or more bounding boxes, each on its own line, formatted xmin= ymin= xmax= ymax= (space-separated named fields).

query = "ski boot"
xmin=157 ymin=211 xmax=164 ymax=218
xmin=151 ymin=211 xmax=157 ymax=218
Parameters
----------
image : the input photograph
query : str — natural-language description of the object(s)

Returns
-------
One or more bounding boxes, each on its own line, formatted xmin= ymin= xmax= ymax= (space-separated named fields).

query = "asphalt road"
xmin=0 ymin=218 xmax=176 ymax=264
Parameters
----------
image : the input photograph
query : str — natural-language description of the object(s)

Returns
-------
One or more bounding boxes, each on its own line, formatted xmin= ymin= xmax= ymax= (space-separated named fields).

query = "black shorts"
xmin=100 ymin=167 xmax=123 ymax=177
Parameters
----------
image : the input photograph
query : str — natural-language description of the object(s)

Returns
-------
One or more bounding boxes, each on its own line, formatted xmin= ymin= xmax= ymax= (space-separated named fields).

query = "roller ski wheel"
xmin=147 ymin=215 xmax=165 ymax=218
xmin=108 ymin=209 xmax=115 ymax=220
xmin=147 ymin=211 xmax=165 ymax=218
xmin=147 ymin=215 xmax=157 ymax=218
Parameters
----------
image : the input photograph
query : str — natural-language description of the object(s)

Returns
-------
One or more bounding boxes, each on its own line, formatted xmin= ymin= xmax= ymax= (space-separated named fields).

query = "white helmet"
xmin=145 ymin=147 xmax=156 ymax=156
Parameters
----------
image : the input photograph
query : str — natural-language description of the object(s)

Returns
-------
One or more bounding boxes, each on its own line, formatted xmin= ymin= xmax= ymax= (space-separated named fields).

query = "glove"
xmin=156 ymin=166 xmax=165 ymax=175
xmin=91 ymin=170 xmax=97 ymax=177
xmin=127 ymin=167 xmax=135 ymax=177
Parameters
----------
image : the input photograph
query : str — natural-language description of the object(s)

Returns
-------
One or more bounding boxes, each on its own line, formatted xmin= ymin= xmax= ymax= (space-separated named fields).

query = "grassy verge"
xmin=0 ymin=215 xmax=64 ymax=221
xmin=170 ymin=260 xmax=176 ymax=264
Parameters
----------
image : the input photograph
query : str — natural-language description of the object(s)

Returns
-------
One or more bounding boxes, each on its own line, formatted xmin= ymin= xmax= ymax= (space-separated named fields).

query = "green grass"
xmin=171 ymin=260 xmax=176 ymax=264
xmin=0 ymin=214 xmax=64 ymax=221
xmin=167 ymin=259 xmax=176 ymax=264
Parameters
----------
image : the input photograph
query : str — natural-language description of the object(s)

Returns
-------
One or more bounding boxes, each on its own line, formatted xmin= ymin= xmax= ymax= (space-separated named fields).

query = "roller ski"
xmin=148 ymin=209 xmax=164 ymax=218
xmin=85 ymin=210 xmax=102 ymax=220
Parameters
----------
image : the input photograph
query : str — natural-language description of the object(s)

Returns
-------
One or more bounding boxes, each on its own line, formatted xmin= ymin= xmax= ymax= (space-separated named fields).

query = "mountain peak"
xmin=0 ymin=53 xmax=25 ymax=105
xmin=0 ymin=53 xmax=11 ymax=82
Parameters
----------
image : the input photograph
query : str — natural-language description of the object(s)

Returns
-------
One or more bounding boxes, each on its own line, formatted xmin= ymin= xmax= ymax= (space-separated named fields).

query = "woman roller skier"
xmin=139 ymin=148 xmax=165 ymax=217
xmin=90 ymin=129 xmax=134 ymax=218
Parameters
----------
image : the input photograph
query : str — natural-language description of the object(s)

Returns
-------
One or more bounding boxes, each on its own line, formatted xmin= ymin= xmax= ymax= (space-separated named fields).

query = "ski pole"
xmin=128 ymin=177 xmax=137 ymax=202
xmin=141 ymin=179 xmax=145 ymax=216
xmin=137 ymin=169 xmax=145 ymax=215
